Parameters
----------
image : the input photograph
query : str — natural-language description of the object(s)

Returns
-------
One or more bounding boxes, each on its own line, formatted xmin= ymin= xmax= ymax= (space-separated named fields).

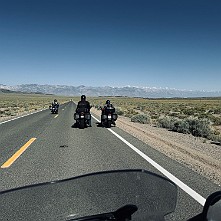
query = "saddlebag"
xmin=74 ymin=113 xmax=79 ymax=120
xmin=112 ymin=113 xmax=118 ymax=120
xmin=85 ymin=113 xmax=91 ymax=120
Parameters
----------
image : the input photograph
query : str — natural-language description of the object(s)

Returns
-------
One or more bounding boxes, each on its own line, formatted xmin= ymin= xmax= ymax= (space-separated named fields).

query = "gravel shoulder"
xmin=91 ymin=108 xmax=221 ymax=186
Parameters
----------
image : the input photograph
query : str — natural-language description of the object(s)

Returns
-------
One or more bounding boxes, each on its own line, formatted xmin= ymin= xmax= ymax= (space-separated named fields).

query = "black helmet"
xmin=106 ymin=100 xmax=110 ymax=105
xmin=81 ymin=95 xmax=86 ymax=101
xmin=54 ymin=99 xmax=57 ymax=102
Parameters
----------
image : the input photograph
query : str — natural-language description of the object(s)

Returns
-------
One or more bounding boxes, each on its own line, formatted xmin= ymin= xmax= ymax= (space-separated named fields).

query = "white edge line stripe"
xmin=0 ymin=109 xmax=45 ymax=125
xmin=91 ymin=114 xmax=206 ymax=206
xmin=92 ymin=115 xmax=100 ymax=122
xmin=0 ymin=101 xmax=70 ymax=125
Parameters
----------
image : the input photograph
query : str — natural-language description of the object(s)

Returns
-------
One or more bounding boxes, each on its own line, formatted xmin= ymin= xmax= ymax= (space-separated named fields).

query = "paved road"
xmin=0 ymin=101 xmax=220 ymax=220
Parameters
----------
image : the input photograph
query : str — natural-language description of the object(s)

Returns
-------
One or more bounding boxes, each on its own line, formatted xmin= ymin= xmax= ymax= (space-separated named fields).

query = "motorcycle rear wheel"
xmin=79 ymin=119 xmax=85 ymax=129
xmin=107 ymin=120 xmax=111 ymax=128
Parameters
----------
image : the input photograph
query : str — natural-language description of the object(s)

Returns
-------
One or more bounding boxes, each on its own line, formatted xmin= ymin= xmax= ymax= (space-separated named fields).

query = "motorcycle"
xmin=50 ymin=105 xmax=59 ymax=114
xmin=101 ymin=106 xmax=118 ymax=128
xmin=0 ymin=169 xmax=220 ymax=221
xmin=74 ymin=107 xmax=91 ymax=129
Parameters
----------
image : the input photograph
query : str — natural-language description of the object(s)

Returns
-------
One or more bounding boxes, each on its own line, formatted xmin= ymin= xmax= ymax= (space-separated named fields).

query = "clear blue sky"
xmin=0 ymin=0 xmax=220 ymax=91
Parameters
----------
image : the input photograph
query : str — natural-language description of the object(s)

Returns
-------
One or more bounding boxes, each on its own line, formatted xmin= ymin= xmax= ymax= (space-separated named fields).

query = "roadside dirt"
xmin=91 ymin=108 xmax=221 ymax=186
xmin=0 ymin=109 xmax=42 ymax=122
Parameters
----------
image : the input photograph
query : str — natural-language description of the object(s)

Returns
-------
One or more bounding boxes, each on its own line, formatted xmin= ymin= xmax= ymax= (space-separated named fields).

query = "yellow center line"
xmin=1 ymin=138 xmax=37 ymax=169
xmin=54 ymin=114 xmax=59 ymax=118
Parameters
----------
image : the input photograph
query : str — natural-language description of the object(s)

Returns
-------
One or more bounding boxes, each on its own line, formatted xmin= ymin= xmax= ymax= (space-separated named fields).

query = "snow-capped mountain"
xmin=0 ymin=84 xmax=221 ymax=98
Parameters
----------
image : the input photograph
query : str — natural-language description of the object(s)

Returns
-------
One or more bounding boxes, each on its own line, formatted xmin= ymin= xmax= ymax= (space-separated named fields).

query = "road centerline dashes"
xmin=1 ymin=138 xmax=37 ymax=168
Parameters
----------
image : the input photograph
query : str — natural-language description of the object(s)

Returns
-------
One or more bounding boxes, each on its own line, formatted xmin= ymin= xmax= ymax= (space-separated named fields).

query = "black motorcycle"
xmin=74 ymin=108 xmax=91 ymax=129
xmin=101 ymin=106 xmax=118 ymax=128
xmin=50 ymin=105 xmax=59 ymax=114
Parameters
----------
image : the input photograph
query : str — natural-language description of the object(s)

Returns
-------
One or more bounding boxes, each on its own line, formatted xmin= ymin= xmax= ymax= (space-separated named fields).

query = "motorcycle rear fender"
xmin=101 ymin=114 xmax=107 ymax=120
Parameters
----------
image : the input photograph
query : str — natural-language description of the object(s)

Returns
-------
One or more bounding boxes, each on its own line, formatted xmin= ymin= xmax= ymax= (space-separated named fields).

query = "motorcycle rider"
xmin=76 ymin=95 xmax=91 ymax=126
xmin=102 ymin=100 xmax=115 ymax=114
xmin=102 ymin=100 xmax=116 ymax=125
xmin=52 ymin=99 xmax=59 ymax=107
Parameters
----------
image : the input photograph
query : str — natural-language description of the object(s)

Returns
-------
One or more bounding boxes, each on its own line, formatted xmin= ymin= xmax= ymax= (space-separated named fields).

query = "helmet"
xmin=81 ymin=95 xmax=86 ymax=101
xmin=106 ymin=100 xmax=110 ymax=105
xmin=54 ymin=99 xmax=57 ymax=102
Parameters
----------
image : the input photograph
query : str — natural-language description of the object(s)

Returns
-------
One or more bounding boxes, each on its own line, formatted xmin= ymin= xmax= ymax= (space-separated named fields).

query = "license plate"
xmin=108 ymin=115 xmax=112 ymax=119
xmin=80 ymin=115 xmax=84 ymax=118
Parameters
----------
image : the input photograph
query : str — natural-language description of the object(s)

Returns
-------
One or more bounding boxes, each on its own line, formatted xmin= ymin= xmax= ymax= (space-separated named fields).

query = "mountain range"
xmin=0 ymin=84 xmax=221 ymax=98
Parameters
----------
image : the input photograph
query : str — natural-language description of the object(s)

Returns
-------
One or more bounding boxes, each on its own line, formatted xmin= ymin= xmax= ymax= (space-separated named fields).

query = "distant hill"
xmin=0 ymin=88 xmax=28 ymax=94
xmin=0 ymin=88 xmax=17 ymax=94
xmin=1 ymin=84 xmax=221 ymax=98
xmin=0 ymin=85 xmax=47 ymax=95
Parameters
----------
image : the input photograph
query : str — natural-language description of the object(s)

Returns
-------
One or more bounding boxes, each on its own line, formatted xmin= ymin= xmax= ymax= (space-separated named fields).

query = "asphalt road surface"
xmin=0 ymin=101 xmax=220 ymax=220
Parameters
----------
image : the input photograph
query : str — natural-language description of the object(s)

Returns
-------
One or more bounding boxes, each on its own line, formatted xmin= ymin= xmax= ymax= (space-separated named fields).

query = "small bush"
xmin=198 ymin=113 xmax=210 ymax=119
xmin=186 ymin=117 xmax=212 ymax=138
xmin=5 ymin=110 xmax=16 ymax=116
xmin=125 ymin=109 xmax=139 ymax=118
xmin=157 ymin=116 xmax=177 ymax=129
xmin=131 ymin=114 xmax=151 ymax=124
xmin=172 ymin=120 xmax=190 ymax=134
xmin=210 ymin=116 xmax=221 ymax=126
xmin=157 ymin=116 xmax=213 ymax=139
xmin=150 ymin=114 xmax=159 ymax=119
xmin=168 ymin=112 xmax=180 ymax=117
xmin=213 ymin=129 xmax=220 ymax=135
xmin=115 ymin=107 xmax=124 ymax=116
xmin=136 ymin=105 xmax=146 ymax=111
xmin=182 ymin=108 xmax=195 ymax=115
xmin=208 ymin=134 xmax=221 ymax=143
xmin=213 ymin=108 xmax=221 ymax=114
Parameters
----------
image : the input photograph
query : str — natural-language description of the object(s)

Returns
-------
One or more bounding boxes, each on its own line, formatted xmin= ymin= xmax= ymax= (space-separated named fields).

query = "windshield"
xmin=0 ymin=170 xmax=177 ymax=221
